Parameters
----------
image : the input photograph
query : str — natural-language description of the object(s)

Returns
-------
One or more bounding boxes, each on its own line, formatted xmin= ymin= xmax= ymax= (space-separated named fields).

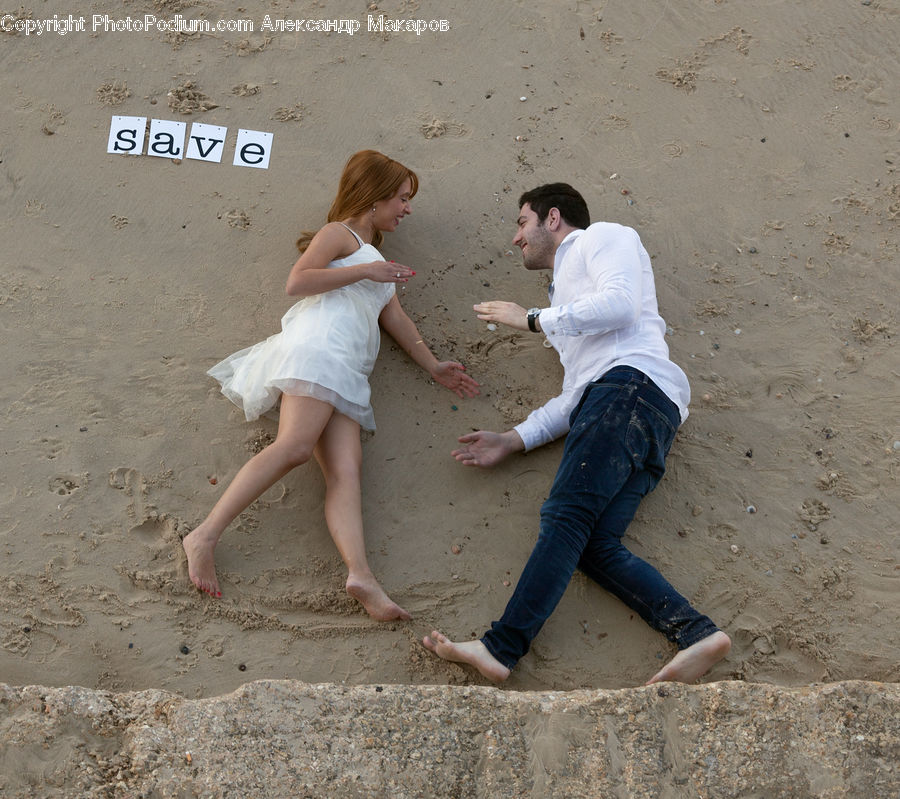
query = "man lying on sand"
xmin=423 ymin=182 xmax=731 ymax=685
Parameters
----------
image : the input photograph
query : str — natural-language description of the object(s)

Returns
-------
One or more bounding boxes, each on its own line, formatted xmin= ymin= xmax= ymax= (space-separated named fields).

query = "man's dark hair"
xmin=518 ymin=183 xmax=590 ymax=230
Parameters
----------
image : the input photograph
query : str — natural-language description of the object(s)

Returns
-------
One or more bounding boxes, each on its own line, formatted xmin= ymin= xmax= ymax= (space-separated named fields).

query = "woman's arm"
xmin=379 ymin=296 xmax=480 ymax=398
xmin=285 ymin=223 xmax=415 ymax=297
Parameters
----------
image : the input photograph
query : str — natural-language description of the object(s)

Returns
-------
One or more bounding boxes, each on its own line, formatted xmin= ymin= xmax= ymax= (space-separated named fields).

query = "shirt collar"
xmin=553 ymin=228 xmax=584 ymax=272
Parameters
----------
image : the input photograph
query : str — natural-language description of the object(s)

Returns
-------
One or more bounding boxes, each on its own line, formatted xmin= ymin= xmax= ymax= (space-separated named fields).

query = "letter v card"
xmin=186 ymin=122 xmax=227 ymax=163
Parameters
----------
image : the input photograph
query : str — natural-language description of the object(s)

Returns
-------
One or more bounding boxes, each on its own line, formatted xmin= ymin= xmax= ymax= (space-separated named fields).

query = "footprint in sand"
xmin=49 ymin=473 xmax=86 ymax=496
xmin=118 ymin=514 xmax=186 ymax=595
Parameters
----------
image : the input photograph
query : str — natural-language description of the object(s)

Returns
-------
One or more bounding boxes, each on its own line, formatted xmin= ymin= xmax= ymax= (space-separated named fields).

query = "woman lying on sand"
xmin=183 ymin=150 xmax=479 ymax=620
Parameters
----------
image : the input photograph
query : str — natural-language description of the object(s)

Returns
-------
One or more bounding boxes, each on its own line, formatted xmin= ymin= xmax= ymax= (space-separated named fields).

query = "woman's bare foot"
xmin=422 ymin=630 xmax=511 ymax=683
xmin=646 ymin=630 xmax=731 ymax=685
xmin=182 ymin=526 xmax=222 ymax=598
xmin=346 ymin=572 xmax=411 ymax=621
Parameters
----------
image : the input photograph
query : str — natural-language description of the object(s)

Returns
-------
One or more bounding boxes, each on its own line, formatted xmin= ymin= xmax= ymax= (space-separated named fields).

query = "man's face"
xmin=513 ymin=203 xmax=555 ymax=271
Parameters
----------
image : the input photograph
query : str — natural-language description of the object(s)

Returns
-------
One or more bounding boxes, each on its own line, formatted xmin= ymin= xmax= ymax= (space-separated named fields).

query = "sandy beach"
xmin=1 ymin=0 xmax=897 ymax=709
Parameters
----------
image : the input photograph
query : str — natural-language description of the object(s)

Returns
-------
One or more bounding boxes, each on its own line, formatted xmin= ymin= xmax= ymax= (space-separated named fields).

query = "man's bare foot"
xmin=346 ymin=573 xmax=411 ymax=621
xmin=646 ymin=630 xmax=731 ymax=685
xmin=182 ymin=526 xmax=222 ymax=598
xmin=422 ymin=630 xmax=511 ymax=683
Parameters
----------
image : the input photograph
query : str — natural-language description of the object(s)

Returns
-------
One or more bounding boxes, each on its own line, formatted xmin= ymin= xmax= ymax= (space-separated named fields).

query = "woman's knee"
xmin=270 ymin=438 xmax=315 ymax=469
xmin=321 ymin=454 xmax=362 ymax=487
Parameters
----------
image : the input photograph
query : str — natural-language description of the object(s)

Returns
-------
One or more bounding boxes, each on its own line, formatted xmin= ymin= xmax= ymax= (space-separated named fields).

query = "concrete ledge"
xmin=1 ymin=680 xmax=897 ymax=797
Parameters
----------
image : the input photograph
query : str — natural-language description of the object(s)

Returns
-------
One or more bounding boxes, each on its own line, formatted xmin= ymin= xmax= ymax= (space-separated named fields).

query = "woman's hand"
xmin=367 ymin=261 xmax=416 ymax=284
xmin=430 ymin=361 xmax=480 ymax=398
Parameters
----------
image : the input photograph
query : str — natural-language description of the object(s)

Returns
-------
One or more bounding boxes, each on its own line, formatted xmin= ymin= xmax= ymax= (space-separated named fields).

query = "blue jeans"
xmin=482 ymin=366 xmax=720 ymax=670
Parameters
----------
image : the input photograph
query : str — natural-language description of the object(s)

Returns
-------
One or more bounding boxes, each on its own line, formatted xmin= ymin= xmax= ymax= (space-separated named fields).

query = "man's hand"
xmin=452 ymin=430 xmax=524 ymax=468
xmin=473 ymin=301 xmax=529 ymax=331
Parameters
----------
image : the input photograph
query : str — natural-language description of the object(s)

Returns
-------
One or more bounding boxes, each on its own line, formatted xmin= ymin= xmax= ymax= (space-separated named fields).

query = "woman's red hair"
xmin=297 ymin=150 xmax=419 ymax=252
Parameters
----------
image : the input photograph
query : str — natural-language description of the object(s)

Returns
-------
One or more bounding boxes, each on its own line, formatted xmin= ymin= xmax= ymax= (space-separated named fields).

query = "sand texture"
xmin=1 ymin=0 xmax=897 ymax=776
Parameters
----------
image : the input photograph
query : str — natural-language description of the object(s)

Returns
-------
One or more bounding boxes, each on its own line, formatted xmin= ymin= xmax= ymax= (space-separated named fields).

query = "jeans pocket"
xmin=626 ymin=397 xmax=677 ymax=475
xmin=569 ymin=382 xmax=626 ymax=430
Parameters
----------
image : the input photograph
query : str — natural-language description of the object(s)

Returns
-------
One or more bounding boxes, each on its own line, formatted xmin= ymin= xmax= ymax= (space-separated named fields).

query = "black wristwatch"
xmin=527 ymin=307 xmax=542 ymax=332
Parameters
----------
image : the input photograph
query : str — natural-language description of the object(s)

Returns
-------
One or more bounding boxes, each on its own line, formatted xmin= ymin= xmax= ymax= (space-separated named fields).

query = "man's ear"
xmin=546 ymin=207 xmax=562 ymax=231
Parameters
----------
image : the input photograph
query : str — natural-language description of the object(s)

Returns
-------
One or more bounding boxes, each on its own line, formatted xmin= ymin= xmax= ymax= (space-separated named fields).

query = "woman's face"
xmin=374 ymin=178 xmax=413 ymax=232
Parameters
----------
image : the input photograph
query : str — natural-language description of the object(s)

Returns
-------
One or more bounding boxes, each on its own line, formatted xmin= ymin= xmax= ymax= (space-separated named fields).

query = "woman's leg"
xmin=313 ymin=413 xmax=410 ymax=621
xmin=183 ymin=394 xmax=334 ymax=596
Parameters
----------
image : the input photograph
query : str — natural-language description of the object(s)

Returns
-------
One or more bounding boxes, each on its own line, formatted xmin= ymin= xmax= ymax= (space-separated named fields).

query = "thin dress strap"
xmin=338 ymin=222 xmax=366 ymax=249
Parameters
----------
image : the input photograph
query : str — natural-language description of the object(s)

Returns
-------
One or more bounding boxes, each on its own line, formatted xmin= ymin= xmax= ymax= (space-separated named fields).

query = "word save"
xmin=107 ymin=116 xmax=273 ymax=169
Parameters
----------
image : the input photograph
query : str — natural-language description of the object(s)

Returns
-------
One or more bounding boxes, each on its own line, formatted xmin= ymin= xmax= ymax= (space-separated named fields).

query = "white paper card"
xmin=186 ymin=122 xmax=228 ymax=163
xmin=233 ymin=129 xmax=273 ymax=169
xmin=147 ymin=119 xmax=188 ymax=159
xmin=107 ymin=116 xmax=147 ymax=155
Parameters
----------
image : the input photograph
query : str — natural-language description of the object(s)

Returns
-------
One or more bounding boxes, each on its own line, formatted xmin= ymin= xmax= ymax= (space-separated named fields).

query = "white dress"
xmin=208 ymin=229 xmax=394 ymax=431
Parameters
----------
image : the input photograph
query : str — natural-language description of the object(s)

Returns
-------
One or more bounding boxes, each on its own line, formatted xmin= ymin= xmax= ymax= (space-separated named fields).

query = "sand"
xmin=1 ymin=0 xmax=897 ymax=709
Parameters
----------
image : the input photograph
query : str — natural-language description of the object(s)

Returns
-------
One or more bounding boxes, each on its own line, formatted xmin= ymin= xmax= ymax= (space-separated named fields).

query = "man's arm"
xmin=537 ymin=223 xmax=644 ymax=338
xmin=451 ymin=429 xmax=525 ymax=468
xmin=472 ymin=300 xmax=533 ymax=332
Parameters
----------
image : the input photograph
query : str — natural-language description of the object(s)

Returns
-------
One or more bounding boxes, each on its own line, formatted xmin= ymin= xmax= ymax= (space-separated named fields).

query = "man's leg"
xmin=576 ymin=378 xmax=731 ymax=682
xmin=577 ymin=469 xmax=721 ymax=651
xmin=478 ymin=376 xmax=643 ymax=670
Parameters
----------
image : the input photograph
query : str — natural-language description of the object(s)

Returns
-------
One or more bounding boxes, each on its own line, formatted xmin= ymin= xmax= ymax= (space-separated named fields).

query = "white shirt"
xmin=514 ymin=222 xmax=691 ymax=451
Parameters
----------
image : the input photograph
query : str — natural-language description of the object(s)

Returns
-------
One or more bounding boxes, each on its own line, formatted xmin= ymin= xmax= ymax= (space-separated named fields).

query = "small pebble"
xmin=23 ymin=626 xmax=31 ymax=633
xmin=238 ymin=663 xmax=246 ymax=672
xmin=79 ymin=426 xmax=88 ymax=432
xmin=451 ymin=544 xmax=461 ymax=555
xmin=734 ymin=328 xmax=742 ymax=335
xmin=209 ymin=477 xmax=218 ymax=485
xmin=746 ymin=505 xmax=757 ymax=513
xmin=748 ymin=247 xmax=758 ymax=254
xmin=503 ymin=580 xmax=511 ymax=587
xmin=519 ymin=96 xmax=527 ymax=102
xmin=487 ymin=323 xmax=497 ymax=331
xmin=450 ymin=405 xmax=458 ymax=411
xmin=730 ymin=544 xmax=739 ymax=554
xmin=180 ymin=645 xmax=190 ymax=655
